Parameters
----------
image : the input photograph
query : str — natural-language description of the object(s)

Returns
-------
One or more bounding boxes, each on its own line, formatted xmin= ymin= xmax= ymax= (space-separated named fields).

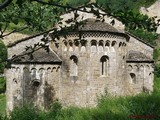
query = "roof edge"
xmin=56 ymin=30 xmax=130 ymax=41
xmin=7 ymin=29 xmax=54 ymax=48
xmin=10 ymin=61 xmax=62 ymax=65
xmin=125 ymin=31 xmax=154 ymax=48
xmin=126 ymin=60 xmax=154 ymax=63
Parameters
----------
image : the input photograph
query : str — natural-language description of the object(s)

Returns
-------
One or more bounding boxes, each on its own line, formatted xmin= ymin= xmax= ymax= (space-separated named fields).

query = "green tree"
xmin=0 ymin=41 xmax=7 ymax=73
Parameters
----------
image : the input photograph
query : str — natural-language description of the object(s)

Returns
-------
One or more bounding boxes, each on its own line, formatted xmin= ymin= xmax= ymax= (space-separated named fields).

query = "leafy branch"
xmin=0 ymin=0 xmax=12 ymax=10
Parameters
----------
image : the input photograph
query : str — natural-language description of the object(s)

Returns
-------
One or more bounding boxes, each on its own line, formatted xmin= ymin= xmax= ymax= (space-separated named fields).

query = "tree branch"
xmin=0 ymin=0 xmax=13 ymax=10
xmin=32 ymin=0 xmax=108 ymax=16
xmin=1 ymin=26 xmax=28 ymax=38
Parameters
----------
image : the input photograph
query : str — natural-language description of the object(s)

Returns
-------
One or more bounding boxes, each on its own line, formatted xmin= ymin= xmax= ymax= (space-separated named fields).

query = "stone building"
xmin=5 ymin=4 xmax=154 ymax=112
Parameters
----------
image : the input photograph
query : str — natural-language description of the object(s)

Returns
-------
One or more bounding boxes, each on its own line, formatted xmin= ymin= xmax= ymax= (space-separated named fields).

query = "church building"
xmin=5 ymin=4 xmax=154 ymax=112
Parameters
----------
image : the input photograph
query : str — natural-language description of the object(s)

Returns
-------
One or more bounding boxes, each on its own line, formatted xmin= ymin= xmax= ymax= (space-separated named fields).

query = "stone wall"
xmin=51 ymin=32 xmax=129 ymax=107
xmin=6 ymin=64 xmax=61 ymax=112
xmin=126 ymin=63 xmax=154 ymax=95
xmin=6 ymin=30 xmax=154 ymax=111
xmin=127 ymin=35 xmax=153 ymax=58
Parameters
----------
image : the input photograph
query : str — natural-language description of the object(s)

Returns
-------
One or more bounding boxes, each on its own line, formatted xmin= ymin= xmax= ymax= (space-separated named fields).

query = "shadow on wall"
xmin=44 ymin=81 xmax=56 ymax=110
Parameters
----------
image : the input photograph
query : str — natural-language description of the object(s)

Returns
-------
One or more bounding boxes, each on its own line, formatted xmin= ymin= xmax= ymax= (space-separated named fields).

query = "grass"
xmin=0 ymin=94 xmax=6 ymax=115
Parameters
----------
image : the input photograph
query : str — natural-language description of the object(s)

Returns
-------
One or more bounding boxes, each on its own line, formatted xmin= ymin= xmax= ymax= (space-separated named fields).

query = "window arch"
xmin=119 ymin=42 xmax=122 ymax=47
xmin=74 ymin=40 xmax=79 ymax=52
xmin=100 ymin=55 xmax=109 ymax=76
xmin=111 ymin=41 xmax=116 ymax=52
xmin=111 ymin=41 xmax=117 ymax=47
xmin=140 ymin=65 xmax=144 ymax=79
xmin=122 ymin=42 xmax=126 ymax=47
xmin=99 ymin=40 xmax=104 ymax=52
xmin=130 ymin=73 xmax=136 ymax=84
xmin=134 ymin=65 xmax=139 ymax=71
xmin=70 ymin=55 xmax=78 ymax=76
xmin=128 ymin=65 xmax=133 ymax=71
xmin=91 ymin=40 xmax=97 ymax=52
xmin=105 ymin=40 xmax=110 ymax=52
xmin=62 ymin=40 xmax=68 ymax=51
xmin=68 ymin=40 xmax=73 ymax=51
xmin=80 ymin=40 xmax=86 ymax=52
xmin=31 ymin=68 xmax=40 ymax=81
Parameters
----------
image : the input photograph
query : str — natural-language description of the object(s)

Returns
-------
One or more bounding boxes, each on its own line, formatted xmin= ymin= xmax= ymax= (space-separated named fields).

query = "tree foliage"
xmin=0 ymin=0 xmax=159 ymax=62
xmin=0 ymin=41 xmax=7 ymax=73
xmin=97 ymin=0 xmax=159 ymax=44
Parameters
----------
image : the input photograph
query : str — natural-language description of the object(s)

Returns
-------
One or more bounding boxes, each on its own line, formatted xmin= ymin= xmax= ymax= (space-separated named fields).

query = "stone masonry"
xmin=6 ymin=4 xmax=154 ymax=112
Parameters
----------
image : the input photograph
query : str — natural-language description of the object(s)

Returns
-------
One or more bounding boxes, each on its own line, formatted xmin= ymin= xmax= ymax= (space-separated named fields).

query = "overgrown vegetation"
xmin=0 ymin=77 xmax=5 ymax=94
xmin=0 ymin=94 xmax=6 ymax=115
xmin=96 ymin=0 xmax=159 ymax=45
xmin=0 ymin=41 xmax=7 ymax=73
xmin=1 ymin=83 xmax=160 ymax=120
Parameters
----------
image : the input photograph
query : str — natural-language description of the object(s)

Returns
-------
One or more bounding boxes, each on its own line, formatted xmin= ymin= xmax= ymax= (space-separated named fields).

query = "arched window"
xmin=130 ymin=73 xmax=136 ymax=84
xmin=91 ymin=40 xmax=97 ymax=52
xmin=105 ymin=40 xmax=110 ymax=52
xmin=148 ymin=72 xmax=152 ymax=84
xmin=99 ymin=40 xmax=104 ymax=52
xmin=39 ymin=68 xmax=45 ymax=80
xmin=70 ymin=55 xmax=78 ymax=76
xmin=80 ymin=40 xmax=86 ymax=52
xmin=62 ymin=40 xmax=68 ymax=51
xmin=15 ymin=67 xmax=20 ymax=82
xmin=74 ymin=40 xmax=79 ymax=52
xmin=128 ymin=65 xmax=133 ymax=71
xmin=111 ymin=41 xmax=116 ymax=52
xmin=119 ymin=42 xmax=122 ymax=47
xmin=31 ymin=68 xmax=40 ymax=81
xmin=69 ymin=40 xmax=73 ymax=52
xmin=100 ymin=55 xmax=109 ymax=76
xmin=134 ymin=65 xmax=139 ymax=71
xmin=112 ymin=41 xmax=117 ymax=46
xmin=140 ymin=65 xmax=144 ymax=79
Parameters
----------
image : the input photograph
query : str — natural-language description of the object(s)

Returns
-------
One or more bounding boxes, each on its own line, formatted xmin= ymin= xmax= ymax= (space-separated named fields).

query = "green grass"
xmin=0 ymin=77 xmax=6 ymax=115
xmin=0 ymin=94 xmax=6 ymax=115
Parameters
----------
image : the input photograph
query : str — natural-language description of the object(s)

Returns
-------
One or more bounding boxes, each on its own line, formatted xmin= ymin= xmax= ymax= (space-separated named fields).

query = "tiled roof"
xmin=10 ymin=48 xmax=61 ymax=64
xmin=79 ymin=18 xmax=119 ymax=32
xmin=126 ymin=51 xmax=153 ymax=62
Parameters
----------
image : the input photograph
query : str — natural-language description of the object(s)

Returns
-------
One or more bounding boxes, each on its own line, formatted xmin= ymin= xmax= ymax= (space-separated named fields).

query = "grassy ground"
xmin=0 ymin=94 xmax=6 ymax=115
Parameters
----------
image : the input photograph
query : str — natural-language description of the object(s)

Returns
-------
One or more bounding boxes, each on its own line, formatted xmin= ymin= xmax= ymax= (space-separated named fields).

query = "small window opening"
xmin=32 ymin=79 xmax=40 ymax=87
xmin=130 ymin=73 xmax=136 ymax=84
xmin=91 ymin=40 xmax=97 ymax=52
xmin=70 ymin=55 xmax=78 ymax=76
xmin=111 ymin=41 xmax=116 ymax=46
xmin=100 ymin=55 xmax=109 ymax=76
xmin=99 ymin=40 xmax=104 ymax=52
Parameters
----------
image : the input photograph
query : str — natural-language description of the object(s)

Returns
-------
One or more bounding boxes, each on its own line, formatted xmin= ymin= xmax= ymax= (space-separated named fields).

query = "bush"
xmin=0 ymin=94 xmax=6 ymax=115
xmin=0 ymin=77 xmax=6 ymax=94
xmin=0 ymin=41 xmax=7 ymax=74
xmin=66 ymin=0 xmax=90 ymax=7
xmin=9 ymin=104 xmax=42 ymax=120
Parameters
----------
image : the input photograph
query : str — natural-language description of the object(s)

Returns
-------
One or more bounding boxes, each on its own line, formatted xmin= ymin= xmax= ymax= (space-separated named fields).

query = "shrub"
xmin=0 ymin=77 xmax=6 ymax=94
xmin=9 ymin=104 xmax=42 ymax=120
xmin=66 ymin=0 xmax=90 ymax=7
xmin=0 ymin=41 xmax=7 ymax=74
